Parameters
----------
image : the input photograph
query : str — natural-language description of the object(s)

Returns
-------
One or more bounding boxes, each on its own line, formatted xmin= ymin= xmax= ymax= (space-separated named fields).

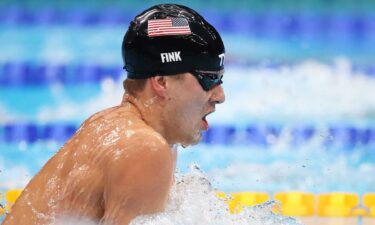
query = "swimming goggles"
xmin=191 ymin=70 xmax=224 ymax=91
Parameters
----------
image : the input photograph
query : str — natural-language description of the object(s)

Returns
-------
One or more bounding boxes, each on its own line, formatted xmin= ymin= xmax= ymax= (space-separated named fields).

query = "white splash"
xmin=0 ymin=103 xmax=17 ymax=124
xmin=129 ymin=165 xmax=302 ymax=225
xmin=0 ymin=59 xmax=373 ymax=124
xmin=211 ymin=59 xmax=375 ymax=124
xmin=11 ymin=59 xmax=371 ymax=124
xmin=45 ymin=165 xmax=302 ymax=225
xmin=178 ymin=145 xmax=375 ymax=194
xmin=52 ymin=216 xmax=99 ymax=225
xmin=0 ymin=160 xmax=31 ymax=189
xmin=36 ymin=78 xmax=122 ymax=123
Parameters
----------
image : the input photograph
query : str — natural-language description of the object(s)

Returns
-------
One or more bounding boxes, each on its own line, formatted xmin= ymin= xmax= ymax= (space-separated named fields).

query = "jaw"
xmin=160 ymin=97 xmax=211 ymax=147
xmin=179 ymin=131 xmax=202 ymax=148
xmin=166 ymin=118 xmax=203 ymax=147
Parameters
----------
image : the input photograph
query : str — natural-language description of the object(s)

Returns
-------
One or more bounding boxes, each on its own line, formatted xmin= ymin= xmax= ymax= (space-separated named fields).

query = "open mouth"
xmin=201 ymin=111 xmax=214 ymax=131
xmin=202 ymin=116 xmax=208 ymax=130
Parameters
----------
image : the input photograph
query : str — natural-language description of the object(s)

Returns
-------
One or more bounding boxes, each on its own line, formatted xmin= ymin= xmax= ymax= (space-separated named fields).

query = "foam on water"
xmin=179 ymin=144 xmax=375 ymax=194
xmin=36 ymin=78 xmax=123 ymax=123
xmin=212 ymin=58 xmax=375 ymax=124
xmin=0 ymin=102 xmax=17 ymax=123
xmin=0 ymin=157 xmax=32 ymax=188
xmin=2 ymin=139 xmax=374 ymax=194
xmin=48 ymin=165 xmax=302 ymax=225
xmin=1 ymin=59 xmax=374 ymax=223
xmin=129 ymin=165 xmax=302 ymax=225
xmin=1 ymin=59 xmax=373 ymax=124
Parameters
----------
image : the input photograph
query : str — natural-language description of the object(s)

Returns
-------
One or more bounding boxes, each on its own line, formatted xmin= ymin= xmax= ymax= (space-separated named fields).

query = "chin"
xmin=187 ymin=131 xmax=203 ymax=146
xmin=176 ymin=127 xmax=203 ymax=147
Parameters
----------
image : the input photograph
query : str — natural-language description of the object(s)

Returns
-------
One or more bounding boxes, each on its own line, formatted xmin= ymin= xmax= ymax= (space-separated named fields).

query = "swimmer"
xmin=3 ymin=4 xmax=225 ymax=225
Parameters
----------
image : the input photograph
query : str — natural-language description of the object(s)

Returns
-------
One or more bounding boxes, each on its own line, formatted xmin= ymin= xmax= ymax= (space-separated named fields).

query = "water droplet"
xmin=125 ymin=130 xmax=135 ymax=138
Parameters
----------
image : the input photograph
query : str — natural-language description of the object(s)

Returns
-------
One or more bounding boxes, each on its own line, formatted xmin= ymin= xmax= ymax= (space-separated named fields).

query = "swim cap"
xmin=122 ymin=4 xmax=225 ymax=79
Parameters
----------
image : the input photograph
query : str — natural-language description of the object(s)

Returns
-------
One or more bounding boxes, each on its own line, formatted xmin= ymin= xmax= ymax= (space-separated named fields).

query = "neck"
xmin=121 ymin=94 xmax=172 ymax=146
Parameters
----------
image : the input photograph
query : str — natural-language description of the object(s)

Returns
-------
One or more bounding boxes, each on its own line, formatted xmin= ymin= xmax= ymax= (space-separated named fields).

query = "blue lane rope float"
xmin=0 ymin=7 xmax=133 ymax=26
xmin=2 ymin=123 xmax=78 ymax=144
xmin=0 ymin=63 xmax=124 ymax=86
xmin=0 ymin=62 xmax=374 ymax=87
xmin=0 ymin=123 xmax=374 ymax=146
xmin=0 ymin=7 xmax=374 ymax=38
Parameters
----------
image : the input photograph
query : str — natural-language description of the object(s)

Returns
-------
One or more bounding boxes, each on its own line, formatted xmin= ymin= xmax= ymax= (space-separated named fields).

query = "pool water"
xmin=1 ymin=2 xmax=375 ymax=224
xmin=1 ymin=64 xmax=374 ymax=194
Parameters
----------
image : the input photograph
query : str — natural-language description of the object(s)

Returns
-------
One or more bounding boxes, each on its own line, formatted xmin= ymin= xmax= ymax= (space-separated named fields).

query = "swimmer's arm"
xmin=102 ymin=136 xmax=174 ymax=225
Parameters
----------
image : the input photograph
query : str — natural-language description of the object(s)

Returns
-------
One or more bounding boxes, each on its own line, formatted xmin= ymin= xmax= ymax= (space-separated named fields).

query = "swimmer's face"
xmin=164 ymin=72 xmax=225 ymax=146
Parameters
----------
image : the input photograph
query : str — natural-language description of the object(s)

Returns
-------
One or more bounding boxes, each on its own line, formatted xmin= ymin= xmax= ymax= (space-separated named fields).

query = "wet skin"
xmin=2 ymin=72 xmax=225 ymax=225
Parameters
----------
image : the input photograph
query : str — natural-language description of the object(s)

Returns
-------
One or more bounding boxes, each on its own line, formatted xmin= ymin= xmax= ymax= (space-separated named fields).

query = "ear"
xmin=149 ymin=76 xmax=167 ymax=98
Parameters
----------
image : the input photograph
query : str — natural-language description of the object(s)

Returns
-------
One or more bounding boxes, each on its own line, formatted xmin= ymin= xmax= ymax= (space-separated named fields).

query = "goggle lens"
xmin=191 ymin=71 xmax=224 ymax=91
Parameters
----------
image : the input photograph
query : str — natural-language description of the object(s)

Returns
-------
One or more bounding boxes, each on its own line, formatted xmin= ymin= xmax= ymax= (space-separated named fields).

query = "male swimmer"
xmin=3 ymin=4 xmax=225 ymax=225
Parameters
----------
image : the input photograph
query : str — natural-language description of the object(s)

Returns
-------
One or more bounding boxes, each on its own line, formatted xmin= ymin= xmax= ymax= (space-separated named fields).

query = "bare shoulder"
xmin=74 ymin=105 xmax=173 ymax=168
xmin=115 ymin=126 xmax=172 ymax=165
xmin=85 ymin=106 xmax=120 ymax=123
xmin=102 ymin=127 xmax=174 ymax=225
xmin=69 ymin=106 xmax=121 ymax=137
xmin=124 ymin=126 xmax=169 ymax=148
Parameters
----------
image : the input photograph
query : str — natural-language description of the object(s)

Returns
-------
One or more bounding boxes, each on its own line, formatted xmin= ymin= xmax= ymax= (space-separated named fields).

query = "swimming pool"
xmin=1 ymin=1 xmax=375 ymax=224
xmin=1 ymin=63 xmax=374 ymax=193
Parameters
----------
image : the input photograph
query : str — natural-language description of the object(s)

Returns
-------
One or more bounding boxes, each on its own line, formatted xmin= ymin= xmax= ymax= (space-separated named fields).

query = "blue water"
xmin=1 ymin=25 xmax=375 ymax=65
xmin=1 ymin=6 xmax=375 ymax=201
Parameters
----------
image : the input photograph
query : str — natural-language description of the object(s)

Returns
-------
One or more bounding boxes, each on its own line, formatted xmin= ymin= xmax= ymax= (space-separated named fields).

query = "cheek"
xmin=181 ymin=98 xmax=207 ymax=123
xmin=171 ymin=83 xmax=208 ymax=121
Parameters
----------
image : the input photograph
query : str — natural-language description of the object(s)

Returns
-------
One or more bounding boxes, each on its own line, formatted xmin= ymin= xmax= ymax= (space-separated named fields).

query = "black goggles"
xmin=190 ymin=70 xmax=224 ymax=91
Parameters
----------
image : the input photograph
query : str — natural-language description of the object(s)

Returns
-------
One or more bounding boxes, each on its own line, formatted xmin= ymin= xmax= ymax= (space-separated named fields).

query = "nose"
xmin=210 ymin=84 xmax=225 ymax=104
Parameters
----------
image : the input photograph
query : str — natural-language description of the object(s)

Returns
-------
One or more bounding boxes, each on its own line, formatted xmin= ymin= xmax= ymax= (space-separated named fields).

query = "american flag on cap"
xmin=148 ymin=17 xmax=191 ymax=37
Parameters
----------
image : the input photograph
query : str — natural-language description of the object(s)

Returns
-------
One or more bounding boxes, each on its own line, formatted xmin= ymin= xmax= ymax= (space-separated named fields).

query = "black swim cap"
xmin=122 ymin=4 xmax=225 ymax=79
